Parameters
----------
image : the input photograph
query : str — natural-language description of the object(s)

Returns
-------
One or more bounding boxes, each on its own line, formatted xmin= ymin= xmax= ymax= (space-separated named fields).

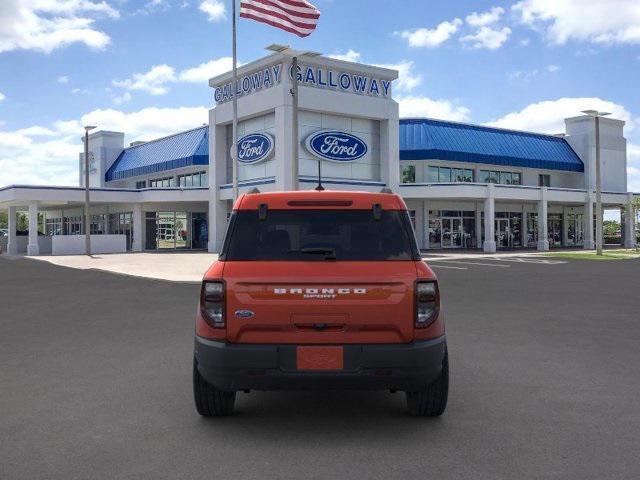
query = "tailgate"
xmin=223 ymin=261 xmax=417 ymax=344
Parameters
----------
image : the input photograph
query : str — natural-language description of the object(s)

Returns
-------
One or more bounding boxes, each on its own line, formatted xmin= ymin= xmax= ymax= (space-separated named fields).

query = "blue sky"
xmin=1 ymin=0 xmax=639 ymax=197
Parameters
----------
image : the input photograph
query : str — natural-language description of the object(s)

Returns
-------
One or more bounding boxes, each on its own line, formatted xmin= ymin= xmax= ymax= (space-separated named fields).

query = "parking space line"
xmin=492 ymin=257 xmax=568 ymax=265
xmin=429 ymin=264 xmax=468 ymax=270
xmin=432 ymin=261 xmax=510 ymax=268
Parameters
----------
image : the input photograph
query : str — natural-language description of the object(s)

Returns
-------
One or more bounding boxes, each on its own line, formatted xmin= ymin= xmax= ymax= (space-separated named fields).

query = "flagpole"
xmin=291 ymin=55 xmax=299 ymax=190
xmin=231 ymin=0 xmax=239 ymax=200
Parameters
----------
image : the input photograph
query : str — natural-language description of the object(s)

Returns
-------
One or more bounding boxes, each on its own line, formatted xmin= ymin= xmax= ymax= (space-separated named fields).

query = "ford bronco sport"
xmin=193 ymin=190 xmax=448 ymax=416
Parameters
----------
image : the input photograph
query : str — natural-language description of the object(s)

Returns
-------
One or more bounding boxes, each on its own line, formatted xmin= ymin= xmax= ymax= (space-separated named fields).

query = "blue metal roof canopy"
xmin=399 ymin=118 xmax=584 ymax=172
xmin=105 ymin=126 xmax=209 ymax=182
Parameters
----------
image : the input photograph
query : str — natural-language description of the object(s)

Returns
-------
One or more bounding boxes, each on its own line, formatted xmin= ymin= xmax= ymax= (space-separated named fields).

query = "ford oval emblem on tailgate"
xmin=235 ymin=310 xmax=255 ymax=318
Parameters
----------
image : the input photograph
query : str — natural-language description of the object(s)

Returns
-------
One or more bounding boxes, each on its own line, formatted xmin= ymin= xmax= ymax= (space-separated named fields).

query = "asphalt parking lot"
xmin=1 ymin=256 xmax=640 ymax=480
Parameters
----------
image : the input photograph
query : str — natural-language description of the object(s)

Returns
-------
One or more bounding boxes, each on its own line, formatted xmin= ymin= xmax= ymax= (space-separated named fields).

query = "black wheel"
xmin=405 ymin=348 xmax=449 ymax=417
xmin=193 ymin=359 xmax=236 ymax=417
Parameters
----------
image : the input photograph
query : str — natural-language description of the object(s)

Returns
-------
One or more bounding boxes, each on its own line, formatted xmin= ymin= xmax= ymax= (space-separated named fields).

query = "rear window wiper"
xmin=290 ymin=247 xmax=337 ymax=260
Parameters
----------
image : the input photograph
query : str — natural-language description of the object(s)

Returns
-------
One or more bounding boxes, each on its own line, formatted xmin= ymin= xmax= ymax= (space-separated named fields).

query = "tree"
xmin=0 ymin=211 xmax=6 ymax=230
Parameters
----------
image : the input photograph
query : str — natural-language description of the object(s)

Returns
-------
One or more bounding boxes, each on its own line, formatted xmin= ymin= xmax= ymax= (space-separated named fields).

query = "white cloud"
xmin=398 ymin=96 xmax=471 ymax=122
xmin=0 ymin=92 xmax=5 ymax=102
xmin=199 ymin=0 xmax=226 ymax=21
xmin=508 ymin=65 xmax=560 ymax=81
xmin=57 ymin=75 xmax=70 ymax=84
xmin=396 ymin=19 xmax=463 ymax=48
xmin=328 ymin=50 xmax=362 ymax=63
xmin=179 ymin=57 xmax=234 ymax=82
xmin=466 ymin=7 xmax=504 ymax=27
xmin=113 ymin=91 xmax=132 ymax=105
xmin=520 ymin=38 xmax=531 ymax=46
xmin=0 ymin=0 xmax=119 ymax=54
xmin=373 ymin=60 xmax=422 ymax=93
xmin=486 ymin=97 xmax=635 ymax=134
xmin=513 ymin=0 xmax=640 ymax=45
xmin=461 ymin=26 xmax=511 ymax=50
xmin=113 ymin=64 xmax=177 ymax=95
xmin=0 ymin=106 xmax=209 ymax=187
xmin=326 ymin=53 xmax=422 ymax=93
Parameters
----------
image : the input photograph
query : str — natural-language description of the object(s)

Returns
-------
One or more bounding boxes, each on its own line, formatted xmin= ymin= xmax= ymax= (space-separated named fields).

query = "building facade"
xmin=0 ymin=52 xmax=637 ymax=255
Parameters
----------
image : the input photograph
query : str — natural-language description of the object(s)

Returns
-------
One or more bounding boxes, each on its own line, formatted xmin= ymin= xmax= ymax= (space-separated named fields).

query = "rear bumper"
xmin=194 ymin=336 xmax=446 ymax=392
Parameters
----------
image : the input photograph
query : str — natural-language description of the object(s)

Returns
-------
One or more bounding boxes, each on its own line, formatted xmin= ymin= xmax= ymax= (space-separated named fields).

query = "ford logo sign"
xmin=234 ymin=310 xmax=255 ymax=318
xmin=305 ymin=130 xmax=368 ymax=163
xmin=234 ymin=133 xmax=274 ymax=165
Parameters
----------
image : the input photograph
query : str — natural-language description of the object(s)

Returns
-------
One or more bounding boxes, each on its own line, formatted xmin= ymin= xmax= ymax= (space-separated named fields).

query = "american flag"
xmin=240 ymin=0 xmax=321 ymax=38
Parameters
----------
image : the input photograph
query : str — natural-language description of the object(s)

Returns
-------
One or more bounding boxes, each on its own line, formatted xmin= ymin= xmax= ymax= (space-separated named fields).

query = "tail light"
xmin=415 ymin=280 xmax=439 ymax=328
xmin=201 ymin=281 xmax=225 ymax=328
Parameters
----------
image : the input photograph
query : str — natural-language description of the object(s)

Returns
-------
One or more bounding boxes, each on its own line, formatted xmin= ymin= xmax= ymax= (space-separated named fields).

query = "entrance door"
xmin=442 ymin=218 xmax=463 ymax=248
xmin=495 ymin=218 xmax=512 ymax=249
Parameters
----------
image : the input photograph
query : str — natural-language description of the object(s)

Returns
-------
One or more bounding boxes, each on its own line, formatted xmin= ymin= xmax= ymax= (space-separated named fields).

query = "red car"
xmin=193 ymin=190 xmax=448 ymax=416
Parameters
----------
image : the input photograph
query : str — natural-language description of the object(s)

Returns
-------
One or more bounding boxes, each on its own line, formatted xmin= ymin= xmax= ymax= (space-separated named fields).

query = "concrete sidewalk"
xmin=27 ymin=252 xmax=217 ymax=283
xmin=19 ymin=249 xmax=565 ymax=282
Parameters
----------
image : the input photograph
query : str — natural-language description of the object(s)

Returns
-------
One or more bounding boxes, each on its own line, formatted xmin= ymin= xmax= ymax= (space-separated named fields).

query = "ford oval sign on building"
xmin=305 ymin=130 xmax=368 ymax=163
xmin=235 ymin=133 xmax=275 ymax=164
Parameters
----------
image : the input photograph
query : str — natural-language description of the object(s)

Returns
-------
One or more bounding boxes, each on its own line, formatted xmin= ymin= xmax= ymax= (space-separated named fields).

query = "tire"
xmin=405 ymin=348 xmax=449 ymax=417
xmin=193 ymin=359 xmax=236 ymax=417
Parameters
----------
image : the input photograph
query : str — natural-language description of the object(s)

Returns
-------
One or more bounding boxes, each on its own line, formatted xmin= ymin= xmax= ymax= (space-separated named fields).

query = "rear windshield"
xmin=221 ymin=209 xmax=419 ymax=261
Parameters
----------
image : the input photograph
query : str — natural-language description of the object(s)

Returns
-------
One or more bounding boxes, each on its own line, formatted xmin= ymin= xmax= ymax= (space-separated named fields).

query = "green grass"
xmin=545 ymin=249 xmax=640 ymax=260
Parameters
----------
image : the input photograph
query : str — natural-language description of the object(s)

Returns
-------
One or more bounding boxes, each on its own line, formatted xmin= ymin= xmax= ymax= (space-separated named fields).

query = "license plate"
xmin=296 ymin=346 xmax=344 ymax=371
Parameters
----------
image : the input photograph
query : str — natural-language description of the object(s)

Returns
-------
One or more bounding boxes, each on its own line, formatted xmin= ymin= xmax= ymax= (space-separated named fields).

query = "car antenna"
xmin=315 ymin=159 xmax=325 ymax=191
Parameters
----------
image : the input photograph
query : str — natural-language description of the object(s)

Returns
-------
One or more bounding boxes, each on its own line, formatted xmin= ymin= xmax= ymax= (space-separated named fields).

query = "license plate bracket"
xmin=296 ymin=346 xmax=344 ymax=371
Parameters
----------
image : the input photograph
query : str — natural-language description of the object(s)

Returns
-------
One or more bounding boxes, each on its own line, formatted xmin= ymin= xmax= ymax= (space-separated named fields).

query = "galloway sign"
xmin=305 ymin=131 xmax=368 ymax=163
xmin=214 ymin=64 xmax=282 ymax=104
xmin=292 ymin=64 xmax=392 ymax=99
xmin=213 ymin=61 xmax=394 ymax=104
xmin=234 ymin=133 xmax=275 ymax=164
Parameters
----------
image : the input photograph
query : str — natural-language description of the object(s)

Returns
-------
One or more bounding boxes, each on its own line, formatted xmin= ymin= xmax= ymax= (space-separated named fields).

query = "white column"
xmin=584 ymin=196 xmax=595 ymax=250
xmin=209 ymin=118 xmax=231 ymax=253
xmin=475 ymin=202 xmax=483 ymax=249
xmin=537 ymin=187 xmax=549 ymax=251
xmin=380 ymin=117 xmax=400 ymax=192
xmin=7 ymin=206 xmax=18 ymax=255
xmin=421 ymin=200 xmax=429 ymax=250
xmin=132 ymin=204 xmax=143 ymax=252
xmin=624 ymin=193 xmax=636 ymax=248
xmin=275 ymin=104 xmax=294 ymax=191
xmin=483 ymin=185 xmax=496 ymax=253
xmin=27 ymin=203 xmax=40 ymax=256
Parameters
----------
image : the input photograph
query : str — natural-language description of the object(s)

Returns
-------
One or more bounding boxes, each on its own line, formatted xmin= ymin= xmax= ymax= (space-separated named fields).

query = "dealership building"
xmin=0 ymin=52 xmax=637 ymax=255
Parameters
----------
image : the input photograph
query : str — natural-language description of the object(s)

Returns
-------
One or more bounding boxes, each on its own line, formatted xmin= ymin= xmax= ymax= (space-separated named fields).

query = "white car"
xmin=0 ymin=229 xmax=8 ymax=237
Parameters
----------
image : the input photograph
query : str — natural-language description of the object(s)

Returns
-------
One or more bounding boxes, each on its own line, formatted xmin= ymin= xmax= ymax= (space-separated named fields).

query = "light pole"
xmin=266 ymin=44 xmax=320 ymax=191
xmin=83 ymin=125 xmax=96 ymax=255
xmin=582 ymin=110 xmax=610 ymax=256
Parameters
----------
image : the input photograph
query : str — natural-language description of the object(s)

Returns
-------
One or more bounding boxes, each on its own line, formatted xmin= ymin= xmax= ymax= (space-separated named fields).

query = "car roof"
xmin=234 ymin=190 xmax=408 ymax=210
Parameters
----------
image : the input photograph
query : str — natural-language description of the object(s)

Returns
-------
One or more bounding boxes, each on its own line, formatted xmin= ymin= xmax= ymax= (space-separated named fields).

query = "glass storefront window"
xmin=427 ymin=166 xmax=439 ymax=183
xmin=548 ymin=214 xmax=563 ymax=247
xmin=427 ymin=166 xmax=474 ymax=183
xmin=428 ymin=210 xmax=442 ymax=249
xmin=566 ymin=214 xmax=584 ymax=246
xmin=526 ymin=213 xmax=538 ymax=247
xmin=439 ymin=167 xmax=451 ymax=182
xmin=429 ymin=210 xmax=475 ymax=249
xmin=500 ymin=172 xmax=512 ymax=185
xmin=480 ymin=170 xmax=521 ymax=185
xmin=144 ymin=211 xmax=207 ymax=250
xmin=401 ymin=165 xmax=416 ymax=184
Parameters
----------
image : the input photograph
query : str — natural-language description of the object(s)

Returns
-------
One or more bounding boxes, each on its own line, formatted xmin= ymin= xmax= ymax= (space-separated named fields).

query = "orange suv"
xmin=193 ymin=190 xmax=448 ymax=416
